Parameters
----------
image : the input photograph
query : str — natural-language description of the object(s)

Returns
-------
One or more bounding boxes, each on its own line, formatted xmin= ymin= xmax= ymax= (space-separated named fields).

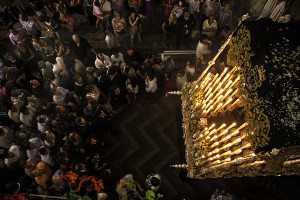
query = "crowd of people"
xmin=0 ymin=0 xmax=296 ymax=199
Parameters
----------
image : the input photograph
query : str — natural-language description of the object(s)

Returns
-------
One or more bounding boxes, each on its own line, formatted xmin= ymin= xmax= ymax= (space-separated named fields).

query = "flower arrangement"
xmin=1 ymin=194 xmax=27 ymax=200
xmin=59 ymin=171 xmax=104 ymax=200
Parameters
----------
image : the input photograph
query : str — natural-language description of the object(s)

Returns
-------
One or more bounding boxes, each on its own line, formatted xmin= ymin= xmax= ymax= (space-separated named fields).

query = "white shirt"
xmin=5 ymin=145 xmax=20 ymax=167
xmin=105 ymin=34 xmax=115 ymax=49
xmin=202 ymin=19 xmax=217 ymax=37
xmin=101 ymin=0 xmax=111 ymax=12
xmin=53 ymin=87 xmax=69 ymax=105
xmin=189 ymin=0 xmax=200 ymax=14
xmin=37 ymin=115 xmax=50 ymax=133
xmin=196 ymin=41 xmax=211 ymax=59
xmin=27 ymin=137 xmax=43 ymax=158
xmin=40 ymin=153 xmax=54 ymax=167
xmin=111 ymin=53 xmax=124 ymax=67
xmin=95 ymin=55 xmax=112 ymax=69
xmin=19 ymin=16 xmax=41 ymax=36
xmin=145 ymin=77 xmax=157 ymax=93
xmin=186 ymin=65 xmax=195 ymax=77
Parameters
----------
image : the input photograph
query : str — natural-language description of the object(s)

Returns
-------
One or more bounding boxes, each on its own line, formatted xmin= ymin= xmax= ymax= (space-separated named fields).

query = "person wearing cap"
xmin=145 ymin=173 xmax=161 ymax=192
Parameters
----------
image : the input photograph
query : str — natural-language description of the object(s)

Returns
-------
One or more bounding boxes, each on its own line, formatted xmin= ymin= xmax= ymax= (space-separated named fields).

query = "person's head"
xmin=6 ymin=150 xmax=15 ymax=158
xmin=38 ymin=146 xmax=49 ymax=155
xmin=55 ymin=105 xmax=66 ymax=114
xmin=199 ymin=34 xmax=208 ymax=43
xmin=9 ymin=26 xmax=17 ymax=35
xmin=93 ymin=69 xmax=102 ymax=78
xmin=74 ymin=74 xmax=83 ymax=83
xmin=59 ymin=69 xmax=69 ymax=77
xmin=19 ymin=13 xmax=27 ymax=21
xmin=184 ymin=10 xmax=190 ymax=19
xmin=89 ymin=137 xmax=97 ymax=145
xmin=97 ymin=53 xmax=104 ymax=61
xmin=85 ymin=101 xmax=93 ymax=110
xmin=224 ymin=4 xmax=230 ymax=12
xmin=178 ymin=70 xmax=185 ymax=77
xmin=75 ymin=117 xmax=87 ymax=126
xmin=72 ymin=34 xmax=80 ymax=42
xmin=7 ymin=53 xmax=16 ymax=62
xmin=100 ymin=0 xmax=106 ymax=4
xmin=149 ymin=176 xmax=160 ymax=187
xmin=127 ymin=49 xmax=134 ymax=55
xmin=16 ymin=44 xmax=27 ymax=53
xmin=31 ymin=169 xmax=45 ymax=177
xmin=32 ymin=37 xmax=39 ymax=43
xmin=30 ymin=79 xmax=40 ymax=88
xmin=94 ymin=0 xmax=100 ymax=6
xmin=114 ymin=12 xmax=120 ymax=20
xmin=130 ymin=12 xmax=136 ymax=18
xmin=208 ymin=15 xmax=215 ymax=23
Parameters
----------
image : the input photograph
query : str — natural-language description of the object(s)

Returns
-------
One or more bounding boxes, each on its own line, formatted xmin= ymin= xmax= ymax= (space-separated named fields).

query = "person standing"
xmin=70 ymin=33 xmax=97 ymax=65
xmin=129 ymin=12 xmax=142 ymax=47
xmin=196 ymin=34 xmax=211 ymax=60
xmin=19 ymin=13 xmax=42 ymax=37
xmin=215 ymin=4 xmax=232 ymax=31
xmin=176 ymin=10 xmax=195 ymax=49
xmin=8 ymin=26 xmax=29 ymax=46
xmin=202 ymin=15 xmax=217 ymax=39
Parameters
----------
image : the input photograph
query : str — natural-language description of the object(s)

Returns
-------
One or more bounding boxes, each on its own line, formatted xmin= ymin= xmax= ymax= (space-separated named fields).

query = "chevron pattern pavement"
xmin=102 ymin=91 xmax=300 ymax=200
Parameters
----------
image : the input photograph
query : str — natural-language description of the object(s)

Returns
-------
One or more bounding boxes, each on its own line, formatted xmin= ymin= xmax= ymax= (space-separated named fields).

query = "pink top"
xmin=93 ymin=0 xmax=104 ymax=17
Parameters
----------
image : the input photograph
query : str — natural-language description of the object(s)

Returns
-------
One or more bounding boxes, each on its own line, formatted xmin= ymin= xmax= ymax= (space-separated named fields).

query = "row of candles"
xmin=193 ymin=67 xmax=242 ymax=117
xmin=192 ymin=122 xmax=255 ymax=167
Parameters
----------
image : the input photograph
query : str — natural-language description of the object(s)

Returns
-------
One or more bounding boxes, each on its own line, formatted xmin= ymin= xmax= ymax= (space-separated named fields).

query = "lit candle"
xmin=236 ymin=122 xmax=247 ymax=131
xmin=221 ymin=73 xmax=231 ymax=85
xmin=228 ymin=66 xmax=237 ymax=75
xmin=203 ymin=87 xmax=213 ymax=98
xmin=216 ymin=123 xmax=226 ymax=132
xmin=219 ymin=68 xmax=228 ymax=80
xmin=221 ymin=98 xmax=233 ymax=110
xmin=208 ymin=123 xmax=216 ymax=130
xmin=231 ymin=76 xmax=240 ymax=88
xmin=207 ymin=105 xmax=214 ymax=113
xmin=219 ymin=89 xmax=233 ymax=102
xmin=227 ymin=122 xmax=237 ymax=131
xmin=229 ymin=98 xmax=241 ymax=109
xmin=210 ymin=73 xmax=219 ymax=85
xmin=223 ymin=80 xmax=233 ymax=91
xmin=211 ymin=95 xmax=224 ymax=108
xmin=213 ymin=103 xmax=223 ymax=114
xmin=210 ymin=77 xmax=221 ymax=90
xmin=211 ymin=90 xmax=223 ymax=102
xmin=229 ymin=89 xmax=239 ymax=99
xmin=204 ymin=100 xmax=214 ymax=110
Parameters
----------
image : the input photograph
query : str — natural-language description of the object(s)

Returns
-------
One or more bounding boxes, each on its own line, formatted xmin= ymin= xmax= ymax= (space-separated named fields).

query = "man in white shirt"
xmin=196 ymin=34 xmax=211 ymax=59
xmin=95 ymin=53 xmax=112 ymax=72
xmin=19 ymin=13 xmax=41 ymax=37
xmin=39 ymin=146 xmax=54 ymax=167
xmin=145 ymin=75 xmax=157 ymax=93
xmin=202 ymin=15 xmax=217 ymax=38
xmin=111 ymin=52 xmax=124 ymax=67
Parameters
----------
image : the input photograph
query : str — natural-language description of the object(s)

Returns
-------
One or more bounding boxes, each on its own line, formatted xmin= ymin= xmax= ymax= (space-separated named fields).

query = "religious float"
xmin=171 ymin=20 xmax=300 ymax=179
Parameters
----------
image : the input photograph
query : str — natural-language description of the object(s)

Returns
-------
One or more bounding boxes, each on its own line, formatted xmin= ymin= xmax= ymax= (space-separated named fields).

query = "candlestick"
xmin=210 ymin=77 xmax=221 ymax=90
xmin=229 ymin=89 xmax=239 ymax=99
xmin=207 ymin=105 xmax=214 ymax=113
xmin=210 ymin=73 xmax=219 ymax=85
xmin=216 ymin=124 xmax=226 ymax=132
xmin=221 ymin=73 xmax=231 ymax=85
xmin=231 ymin=76 xmax=240 ymax=88
xmin=224 ymin=80 xmax=233 ymax=91
xmin=219 ymin=89 xmax=233 ymax=102
xmin=211 ymin=90 xmax=223 ymax=102
xmin=229 ymin=98 xmax=241 ymax=110
xmin=211 ymin=103 xmax=223 ymax=114
xmin=211 ymin=95 xmax=224 ymax=108
xmin=219 ymin=68 xmax=228 ymax=80
xmin=236 ymin=122 xmax=248 ymax=131
xmin=221 ymin=98 xmax=233 ymax=110
xmin=204 ymin=100 xmax=214 ymax=110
